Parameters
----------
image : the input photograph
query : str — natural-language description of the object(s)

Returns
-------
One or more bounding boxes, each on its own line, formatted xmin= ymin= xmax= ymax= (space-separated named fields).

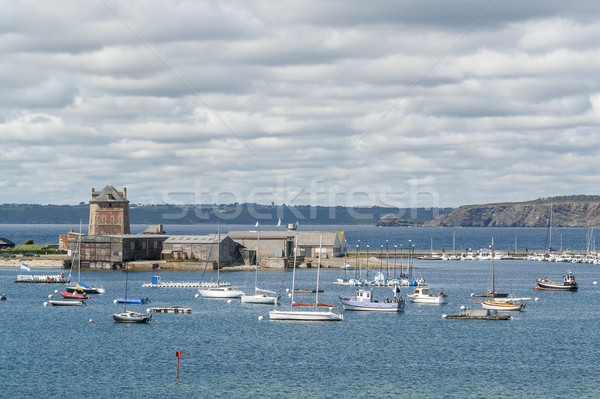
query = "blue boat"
xmin=116 ymin=297 xmax=150 ymax=304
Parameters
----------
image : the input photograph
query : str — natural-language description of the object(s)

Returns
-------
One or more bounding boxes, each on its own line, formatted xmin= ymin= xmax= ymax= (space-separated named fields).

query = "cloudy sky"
xmin=2 ymin=1 xmax=600 ymax=208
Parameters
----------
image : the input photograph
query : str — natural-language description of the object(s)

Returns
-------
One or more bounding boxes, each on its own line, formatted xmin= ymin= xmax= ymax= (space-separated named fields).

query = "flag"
xmin=20 ymin=262 xmax=30 ymax=272
xmin=277 ymin=218 xmax=281 ymax=227
xmin=255 ymin=221 xmax=259 ymax=227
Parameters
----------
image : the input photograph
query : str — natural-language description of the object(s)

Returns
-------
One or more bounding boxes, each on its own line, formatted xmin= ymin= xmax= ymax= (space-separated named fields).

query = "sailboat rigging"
xmin=112 ymin=268 xmax=152 ymax=323
xmin=269 ymin=234 xmax=343 ymax=321
xmin=241 ymin=229 xmax=279 ymax=304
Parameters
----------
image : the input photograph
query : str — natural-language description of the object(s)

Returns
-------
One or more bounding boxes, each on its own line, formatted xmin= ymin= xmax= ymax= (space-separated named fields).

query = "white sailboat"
xmin=269 ymin=234 xmax=343 ymax=321
xmin=113 ymin=269 xmax=152 ymax=323
xmin=65 ymin=223 xmax=105 ymax=294
xmin=198 ymin=225 xmax=243 ymax=299
xmin=241 ymin=230 xmax=279 ymax=305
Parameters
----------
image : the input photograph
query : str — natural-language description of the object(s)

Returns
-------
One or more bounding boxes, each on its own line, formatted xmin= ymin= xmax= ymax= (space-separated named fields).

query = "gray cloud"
xmin=1 ymin=1 xmax=599 ymax=207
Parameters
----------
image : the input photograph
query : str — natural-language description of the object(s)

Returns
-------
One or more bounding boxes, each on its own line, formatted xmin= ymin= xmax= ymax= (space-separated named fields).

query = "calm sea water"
xmin=1 ymin=225 xmax=600 ymax=398
xmin=1 ymin=252 xmax=600 ymax=397
xmin=0 ymin=223 xmax=598 ymax=251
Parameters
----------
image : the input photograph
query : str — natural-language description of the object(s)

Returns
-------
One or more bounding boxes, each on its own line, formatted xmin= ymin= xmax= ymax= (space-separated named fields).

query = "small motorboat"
xmin=536 ymin=270 xmax=578 ymax=291
xmin=0 ymin=294 xmax=7 ymax=300
xmin=60 ymin=291 xmax=91 ymax=300
xmin=407 ymin=287 xmax=447 ymax=304
xmin=48 ymin=299 xmax=85 ymax=306
xmin=112 ymin=311 xmax=152 ymax=323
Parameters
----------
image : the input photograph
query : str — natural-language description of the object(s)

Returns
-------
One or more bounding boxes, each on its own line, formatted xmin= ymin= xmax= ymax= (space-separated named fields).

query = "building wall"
xmin=162 ymin=237 xmax=241 ymax=266
xmin=89 ymin=202 xmax=130 ymax=235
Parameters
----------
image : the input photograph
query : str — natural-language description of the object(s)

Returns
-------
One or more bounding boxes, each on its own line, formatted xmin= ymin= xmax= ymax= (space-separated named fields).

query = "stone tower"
xmin=88 ymin=185 xmax=130 ymax=235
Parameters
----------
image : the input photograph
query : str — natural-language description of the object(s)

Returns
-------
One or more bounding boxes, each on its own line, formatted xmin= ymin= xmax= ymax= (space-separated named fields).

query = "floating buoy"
xmin=258 ymin=315 xmax=263 ymax=321
xmin=43 ymin=302 xmax=48 ymax=307
xmin=89 ymin=318 xmax=93 ymax=323
xmin=194 ymin=293 xmax=199 ymax=298
xmin=288 ymin=293 xmax=292 ymax=297
xmin=48 ymin=294 xmax=53 ymax=299
xmin=113 ymin=299 xmax=117 ymax=304
xmin=534 ymin=286 xmax=539 ymax=290
xmin=535 ymin=297 xmax=539 ymax=301
xmin=285 ymin=288 xmax=289 ymax=293
xmin=227 ymin=299 xmax=232 ymax=304
xmin=146 ymin=308 xmax=151 ymax=313
xmin=441 ymin=314 xmax=447 ymax=318
xmin=594 ymin=281 xmax=598 ymax=285
xmin=54 ymin=289 xmax=58 ymax=293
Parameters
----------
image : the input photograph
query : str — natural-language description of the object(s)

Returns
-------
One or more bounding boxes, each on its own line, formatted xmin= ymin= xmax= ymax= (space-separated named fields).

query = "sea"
xmin=1 ymin=225 xmax=600 ymax=398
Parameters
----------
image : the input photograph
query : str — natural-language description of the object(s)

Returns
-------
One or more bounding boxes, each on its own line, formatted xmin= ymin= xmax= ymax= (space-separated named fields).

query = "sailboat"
xmin=472 ymin=239 xmax=525 ymax=312
xmin=269 ymin=234 xmax=343 ymax=321
xmin=241 ymin=230 xmax=279 ymax=304
xmin=65 ymin=225 xmax=105 ymax=295
xmin=112 ymin=269 xmax=152 ymax=323
xmin=197 ymin=225 xmax=243 ymax=299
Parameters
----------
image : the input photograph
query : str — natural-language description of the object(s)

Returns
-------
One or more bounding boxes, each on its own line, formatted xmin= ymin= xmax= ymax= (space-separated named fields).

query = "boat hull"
xmin=241 ymin=294 xmax=279 ymax=304
xmin=339 ymin=297 xmax=405 ymax=312
xmin=65 ymin=286 xmax=105 ymax=294
xmin=268 ymin=309 xmax=343 ymax=321
xmin=198 ymin=287 xmax=243 ymax=298
xmin=112 ymin=311 xmax=152 ymax=323
xmin=48 ymin=300 xmax=84 ymax=306
xmin=116 ymin=298 xmax=150 ymax=304
xmin=536 ymin=281 xmax=578 ymax=291
xmin=408 ymin=296 xmax=447 ymax=304
xmin=481 ymin=301 xmax=525 ymax=311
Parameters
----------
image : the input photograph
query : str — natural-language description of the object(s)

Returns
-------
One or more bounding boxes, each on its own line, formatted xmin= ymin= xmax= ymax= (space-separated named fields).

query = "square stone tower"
xmin=88 ymin=185 xmax=130 ymax=235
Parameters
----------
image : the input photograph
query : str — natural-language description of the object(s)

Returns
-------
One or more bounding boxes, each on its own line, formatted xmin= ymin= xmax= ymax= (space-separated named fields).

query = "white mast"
xmin=315 ymin=234 xmax=322 ymax=309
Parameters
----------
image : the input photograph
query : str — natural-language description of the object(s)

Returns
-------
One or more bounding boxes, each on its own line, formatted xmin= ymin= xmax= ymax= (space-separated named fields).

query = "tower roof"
xmin=90 ymin=185 xmax=129 ymax=203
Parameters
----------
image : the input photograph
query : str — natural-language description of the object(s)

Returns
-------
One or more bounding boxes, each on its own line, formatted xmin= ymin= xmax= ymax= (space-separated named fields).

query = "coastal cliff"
xmin=423 ymin=196 xmax=600 ymax=227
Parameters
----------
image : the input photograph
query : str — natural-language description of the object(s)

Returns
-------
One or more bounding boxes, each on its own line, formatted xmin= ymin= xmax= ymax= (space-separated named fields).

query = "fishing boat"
xmin=48 ymin=299 xmax=85 ymax=306
xmin=60 ymin=291 xmax=91 ymax=300
xmin=241 ymin=230 xmax=279 ymax=305
xmin=339 ymin=285 xmax=405 ymax=312
xmin=442 ymin=306 xmax=512 ymax=320
xmin=536 ymin=270 xmax=578 ymax=291
xmin=113 ymin=270 xmax=152 ymax=324
xmin=269 ymin=234 xmax=343 ymax=321
xmin=407 ymin=287 xmax=447 ymax=304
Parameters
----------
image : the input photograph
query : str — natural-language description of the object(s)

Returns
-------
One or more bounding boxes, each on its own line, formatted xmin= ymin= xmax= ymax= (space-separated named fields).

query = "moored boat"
xmin=116 ymin=297 xmax=150 ymax=304
xmin=407 ymin=287 xmax=447 ymax=304
xmin=60 ymin=291 xmax=91 ymax=300
xmin=48 ymin=299 xmax=85 ymax=306
xmin=112 ymin=311 xmax=152 ymax=323
xmin=479 ymin=299 xmax=525 ymax=311
xmin=339 ymin=285 xmax=405 ymax=312
xmin=536 ymin=270 xmax=578 ymax=291
xmin=442 ymin=306 xmax=512 ymax=320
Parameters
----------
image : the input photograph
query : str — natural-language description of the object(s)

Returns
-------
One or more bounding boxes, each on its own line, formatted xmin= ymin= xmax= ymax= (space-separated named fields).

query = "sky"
xmin=2 ymin=1 xmax=600 ymax=209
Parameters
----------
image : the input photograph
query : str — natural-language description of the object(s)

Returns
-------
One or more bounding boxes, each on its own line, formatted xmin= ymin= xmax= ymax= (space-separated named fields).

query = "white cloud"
xmin=1 ymin=1 xmax=600 ymax=207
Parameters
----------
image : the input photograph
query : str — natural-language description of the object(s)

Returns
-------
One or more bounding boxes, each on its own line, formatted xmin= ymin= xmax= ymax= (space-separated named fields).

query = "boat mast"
xmin=290 ymin=234 xmax=298 ymax=306
xmin=216 ymin=221 xmax=220 ymax=285
xmin=255 ymin=229 xmax=260 ymax=295
xmin=491 ymin=238 xmax=495 ymax=298
xmin=315 ymin=234 xmax=322 ymax=309
xmin=124 ymin=267 xmax=128 ymax=312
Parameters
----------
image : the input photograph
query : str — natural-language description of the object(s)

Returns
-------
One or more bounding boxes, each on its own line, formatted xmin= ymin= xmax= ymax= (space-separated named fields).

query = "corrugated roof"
xmin=227 ymin=230 xmax=342 ymax=246
xmin=164 ymin=234 xmax=228 ymax=244
xmin=90 ymin=185 xmax=128 ymax=203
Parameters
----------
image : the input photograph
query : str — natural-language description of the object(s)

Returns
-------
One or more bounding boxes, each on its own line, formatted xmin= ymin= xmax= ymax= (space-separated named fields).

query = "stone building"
xmin=68 ymin=234 xmax=168 ymax=269
xmin=88 ymin=185 xmax=130 ymax=235
xmin=227 ymin=230 xmax=346 ymax=260
xmin=161 ymin=234 xmax=241 ymax=266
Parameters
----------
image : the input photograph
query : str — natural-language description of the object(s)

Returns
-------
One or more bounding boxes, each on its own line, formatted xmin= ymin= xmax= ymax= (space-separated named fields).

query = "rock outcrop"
xmin=423 ymin=200 xmax=600 ymax=227
xmin=376 ymin=214 xmax=417 ymax=227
